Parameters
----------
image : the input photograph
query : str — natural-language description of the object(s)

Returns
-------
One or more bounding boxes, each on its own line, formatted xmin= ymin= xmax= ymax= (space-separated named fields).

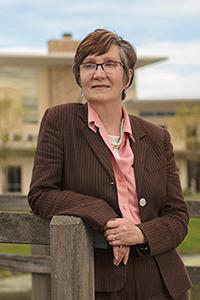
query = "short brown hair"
xmin=73 ymin=28 xmax=137 ymax=100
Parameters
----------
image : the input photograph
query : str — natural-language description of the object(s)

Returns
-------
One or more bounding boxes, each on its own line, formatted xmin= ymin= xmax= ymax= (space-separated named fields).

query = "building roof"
xmin=136 ymin=56 xmax=166 ymax=69
xmin=125 ymin=98 xmax=200 ymax=111
xmin=0 ymin=53 xmax=166 ymax=69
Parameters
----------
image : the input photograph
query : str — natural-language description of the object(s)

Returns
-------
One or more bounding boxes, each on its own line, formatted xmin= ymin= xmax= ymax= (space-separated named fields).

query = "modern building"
xmin=0 ymin=34 xmax=199 ymax=194
xmin=125 ymin=99 xmax=200 ymax=193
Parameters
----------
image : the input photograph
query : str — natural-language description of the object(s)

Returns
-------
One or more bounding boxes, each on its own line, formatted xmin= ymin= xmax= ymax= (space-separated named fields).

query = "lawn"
xmin=184 ymin=193 xmax=200 ymax=201
xmin=178 ymin=217 xmax=200 ymax=254
xmin=0 ymin=244 xmax=30 ymax=255
xmin=0 ymin=244 xmax=31 ymax=277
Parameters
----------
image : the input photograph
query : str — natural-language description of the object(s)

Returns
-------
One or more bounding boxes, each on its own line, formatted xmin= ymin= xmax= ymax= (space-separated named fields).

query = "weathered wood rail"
xmin=0 ymin=196 xmax=199 ymax=300
xmin=0 ymin=213 xmax=95 ymax=300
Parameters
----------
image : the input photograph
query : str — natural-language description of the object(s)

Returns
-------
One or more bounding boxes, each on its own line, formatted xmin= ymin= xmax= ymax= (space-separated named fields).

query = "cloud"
xmin=127 ymin=0 xmax=200 ymax=18
xmin=137 ymin=65 xmax=200 ymax=99
xmin=1 ymin=0 xmax=200 ymax=48
xmin=136 ymin=39 xmax=200 ymax=99
xmin=0 ymin=47 xmax=46 ymax=54
xmin=138 ymin=40 xmax=200 ymax=65
xmin=2 ymin=0 xmax=199 ymax=18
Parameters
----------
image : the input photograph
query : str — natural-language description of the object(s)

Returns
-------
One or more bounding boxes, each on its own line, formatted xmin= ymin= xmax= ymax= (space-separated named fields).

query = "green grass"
xmin=178 ymin=217 xmax=200 ymax=254
xmin=0 ymin=244 xmax=31 ymax=277
xmin=184 ymin=192 xmax=200 ymax=201
xmin=0 ymin=244 xmax=31 ymax=255
xmin=0 ymin=291 xmax=31 ymax=300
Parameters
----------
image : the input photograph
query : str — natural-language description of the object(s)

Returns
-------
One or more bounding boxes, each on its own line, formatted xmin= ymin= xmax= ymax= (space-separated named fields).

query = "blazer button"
xmin=139 ymin=198 xmax=146 ymax=207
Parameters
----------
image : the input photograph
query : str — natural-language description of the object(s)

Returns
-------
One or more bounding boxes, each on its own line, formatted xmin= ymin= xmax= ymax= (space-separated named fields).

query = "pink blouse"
xmin=88 ymin=103 xmax=141 ymax=224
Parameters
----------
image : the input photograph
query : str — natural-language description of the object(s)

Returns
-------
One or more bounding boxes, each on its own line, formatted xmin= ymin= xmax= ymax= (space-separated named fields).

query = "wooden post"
xmin=50 ymin=216 xmax=95 ymax=300
xmin=32 ymin=245 xmax=51 ymax=300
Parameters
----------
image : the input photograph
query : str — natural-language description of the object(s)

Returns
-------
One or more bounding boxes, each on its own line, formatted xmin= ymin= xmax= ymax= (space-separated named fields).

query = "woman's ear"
xmin=124 ymin=69 xmax=133 ymax=89
xmin=126 ymin=69 xmax=133 ymax=88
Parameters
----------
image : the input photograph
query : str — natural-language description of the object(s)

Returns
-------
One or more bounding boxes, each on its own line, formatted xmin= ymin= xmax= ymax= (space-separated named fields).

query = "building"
xmin=0 ymin=34 xmax=199 ymax=194
xmin=125 ymin=99 xmax=200 ymax=193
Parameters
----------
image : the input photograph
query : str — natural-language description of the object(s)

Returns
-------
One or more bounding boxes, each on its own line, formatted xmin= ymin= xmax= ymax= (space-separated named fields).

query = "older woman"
xmin=28 ymin=29 xmax=191 ymax=299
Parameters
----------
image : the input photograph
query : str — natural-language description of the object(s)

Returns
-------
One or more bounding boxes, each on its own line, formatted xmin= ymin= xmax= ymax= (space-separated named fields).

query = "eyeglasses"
xmin=80 ymin=61 xmax=124 ymax=74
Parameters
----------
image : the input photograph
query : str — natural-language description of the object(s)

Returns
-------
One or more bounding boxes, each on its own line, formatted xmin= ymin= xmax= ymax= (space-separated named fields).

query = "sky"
xmin=0 ymin=0 xmax=200 ymax=100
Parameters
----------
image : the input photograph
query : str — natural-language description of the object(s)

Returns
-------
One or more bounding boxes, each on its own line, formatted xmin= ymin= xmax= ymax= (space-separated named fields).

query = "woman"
xmin=28 ymin=29 xmax=191 ymax=299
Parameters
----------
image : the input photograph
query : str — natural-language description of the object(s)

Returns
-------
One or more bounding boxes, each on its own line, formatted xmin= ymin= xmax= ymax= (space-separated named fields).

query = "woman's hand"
xmin=113 ymin=245 xmax=130 ymax=266
xmin=104 ymin=218 xmax=145 ymax=246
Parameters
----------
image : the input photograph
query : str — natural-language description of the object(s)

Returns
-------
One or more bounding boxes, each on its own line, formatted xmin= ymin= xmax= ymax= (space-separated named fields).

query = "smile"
xmin=92 ymin=85 xmax=110 ymax=89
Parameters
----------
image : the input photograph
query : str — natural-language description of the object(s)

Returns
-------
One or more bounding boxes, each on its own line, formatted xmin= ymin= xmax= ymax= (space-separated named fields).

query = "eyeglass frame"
xmin=79 ymin=60 xmax=125 ymax=73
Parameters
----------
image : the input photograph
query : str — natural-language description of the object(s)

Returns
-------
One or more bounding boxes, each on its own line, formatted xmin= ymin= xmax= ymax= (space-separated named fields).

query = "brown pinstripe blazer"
xmin=28 ymin=103 xmax=191 ymax=298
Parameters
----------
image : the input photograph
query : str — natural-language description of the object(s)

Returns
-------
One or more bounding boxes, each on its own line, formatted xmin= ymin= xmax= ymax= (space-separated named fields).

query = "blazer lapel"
xmin=77 ymin=105 xmax=148 ymax=189
xmin=129 ymin=116 xmax=147 ymax=196
xmin=78 ymin=104 xmax=115 ymax=181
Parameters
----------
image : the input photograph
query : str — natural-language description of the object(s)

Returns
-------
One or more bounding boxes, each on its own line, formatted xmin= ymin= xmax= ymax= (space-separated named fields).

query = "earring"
xmin=80 ymin=89 xmax=84 ymax=97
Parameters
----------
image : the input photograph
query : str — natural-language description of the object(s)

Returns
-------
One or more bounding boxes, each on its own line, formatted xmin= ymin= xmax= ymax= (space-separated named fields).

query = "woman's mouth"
xmin=92 ymin=85 xmax=110 ymax=89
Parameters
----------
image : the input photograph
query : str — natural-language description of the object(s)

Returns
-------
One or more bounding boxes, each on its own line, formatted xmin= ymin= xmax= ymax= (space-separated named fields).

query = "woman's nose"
xmin=93 ymin=65 xmax=106 ymax=78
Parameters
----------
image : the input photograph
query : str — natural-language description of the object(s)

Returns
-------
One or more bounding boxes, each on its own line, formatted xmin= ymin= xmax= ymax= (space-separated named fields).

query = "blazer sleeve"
xmin=28 ymin=108 xmax=118 ymax=232
xmin=137 ymin=129 xmax=189 ymax=256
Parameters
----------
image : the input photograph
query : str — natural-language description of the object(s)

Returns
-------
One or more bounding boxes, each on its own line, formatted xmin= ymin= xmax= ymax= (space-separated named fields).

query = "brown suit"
xmin=28 ymin=103 xmax=191 ymax=299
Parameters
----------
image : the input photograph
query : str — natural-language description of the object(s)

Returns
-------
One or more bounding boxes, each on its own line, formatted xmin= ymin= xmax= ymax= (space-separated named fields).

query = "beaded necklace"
xmin=108 ymin=118 xmax=124 ymax=149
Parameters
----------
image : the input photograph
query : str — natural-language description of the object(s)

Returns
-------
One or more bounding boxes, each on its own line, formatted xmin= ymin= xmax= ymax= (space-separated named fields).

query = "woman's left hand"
xmin=104 ymin=218 xmax=145 ymax=246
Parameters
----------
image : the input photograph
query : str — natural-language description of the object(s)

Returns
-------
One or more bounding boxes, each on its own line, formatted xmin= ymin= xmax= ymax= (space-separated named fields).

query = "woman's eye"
xmin=84 ymin=63 xmax=95 ymax=69
xmin=104 ymin=62 xmax=116 ymax=68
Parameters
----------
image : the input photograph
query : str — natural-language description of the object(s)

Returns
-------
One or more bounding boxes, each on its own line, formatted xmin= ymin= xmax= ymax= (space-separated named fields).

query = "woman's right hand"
xmin=112 ymin=245 xmax=130 ymax=266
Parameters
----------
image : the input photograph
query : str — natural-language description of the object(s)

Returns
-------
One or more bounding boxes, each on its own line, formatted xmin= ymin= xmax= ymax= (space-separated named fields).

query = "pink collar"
xmin=88 ymin=102 xmax=135 ymax=142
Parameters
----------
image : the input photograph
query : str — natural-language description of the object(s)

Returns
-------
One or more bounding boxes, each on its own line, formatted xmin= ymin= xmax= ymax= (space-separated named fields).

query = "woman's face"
xmin=79 ymin=45 xmax=128 ymax=105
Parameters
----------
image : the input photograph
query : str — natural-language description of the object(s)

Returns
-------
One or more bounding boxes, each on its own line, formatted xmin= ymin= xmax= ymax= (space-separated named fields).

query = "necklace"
xmin=108 ymin=118 xmax=124 ymax=149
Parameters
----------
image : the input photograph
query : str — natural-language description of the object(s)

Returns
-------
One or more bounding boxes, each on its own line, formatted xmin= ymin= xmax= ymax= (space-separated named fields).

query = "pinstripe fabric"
xmin=95 ymin=251 xmax=189 ymax=300
xmin=28 ymin=103 xmax=191 ymax=299
xmin=96 ymin=255 xmax=189 ymax=300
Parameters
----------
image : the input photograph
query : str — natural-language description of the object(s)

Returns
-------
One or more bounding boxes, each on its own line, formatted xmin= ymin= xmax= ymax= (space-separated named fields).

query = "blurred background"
xmin=0 ymin=0 xmax=199 ymax=299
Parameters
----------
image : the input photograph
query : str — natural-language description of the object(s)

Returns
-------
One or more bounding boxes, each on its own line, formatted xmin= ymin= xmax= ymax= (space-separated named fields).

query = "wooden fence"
xmin=0 ymin=196 xmax=199 ymax=300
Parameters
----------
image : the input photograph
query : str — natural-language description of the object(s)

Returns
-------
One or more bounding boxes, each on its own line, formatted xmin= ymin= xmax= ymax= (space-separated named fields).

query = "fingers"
xmin=104 ymin=226 xmax=121 ymax=245
xmin=113 ymin=257 xmax=122 ymax=266
xmin=123 ymin=247 xmax=130 ymax=265
xmin=104 ymin=218 xmax=131 ymax=243
xmin=104 ymin=219 xmax=145 ymax=246
xmin=113 ymin=248 xmax=123 ymax=266
xmin=105 ymin=233 xmax=122 ymax=246
xmin=105 ymin=232 xmax=118 ymax=242
xmin=104 ymin=228 xmax=118 ymax=237
xmin=113 ymin=245 xmax=129 ymax=266
xmin=108 ymin=236 xmax=121 ymax=246
xmin=105 ymin=218 xmax=122 ymax=230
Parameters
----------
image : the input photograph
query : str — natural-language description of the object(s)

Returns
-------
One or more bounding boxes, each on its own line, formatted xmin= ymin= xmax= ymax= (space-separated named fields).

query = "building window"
xmin=139 ymin=111 xmax=175 ymax=117
xmin=27 ymin=134 xmax=34 ymax=142
xmin=187 ymin=161 xmax=200 ymax=193
xmin=187 ymin=126 xmax=197 ymax=138
xmin=7 ymin=166 xmax=21 ymax=192
xmin=0 ymin=66 xmax=38 ymax=123
xmin=186 ymin=126 xmax=199 ymax=150
xmin=13 ymin=133 xmax=22 ymax=141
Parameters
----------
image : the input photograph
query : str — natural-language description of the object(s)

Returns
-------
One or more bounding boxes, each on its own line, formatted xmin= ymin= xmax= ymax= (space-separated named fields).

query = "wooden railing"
xmin=0 ymin=196 xmax=199 ymax=300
